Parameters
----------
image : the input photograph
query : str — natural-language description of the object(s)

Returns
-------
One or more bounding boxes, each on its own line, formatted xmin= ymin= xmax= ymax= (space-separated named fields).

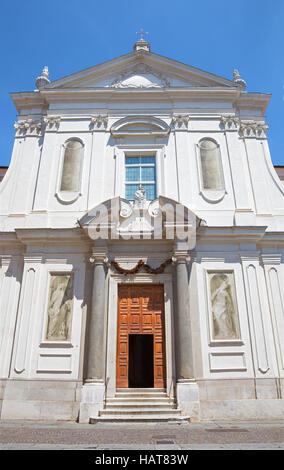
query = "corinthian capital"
xmin=14 ymin=119 xmax=42 ymax=135
xmin=90 ymin=115 xmax=108 ymax=130
xmin=43 ymin=116 xmax=61 ymax=129
xmin=239 ymin=120 xmax=268 ymax=138
xmin=171 ymin=114 xmax=190 ymax=130
xmin=220 ymin=114 xmax=239 ymax=130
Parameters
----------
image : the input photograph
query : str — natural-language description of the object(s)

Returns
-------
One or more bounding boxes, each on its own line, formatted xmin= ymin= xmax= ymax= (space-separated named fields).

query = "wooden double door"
xmin=116 ymin=284 xmax=166 ymax=388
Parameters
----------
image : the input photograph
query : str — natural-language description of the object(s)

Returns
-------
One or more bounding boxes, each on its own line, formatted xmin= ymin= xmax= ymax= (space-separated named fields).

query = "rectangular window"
xmin=125 ymin=155 xmax=156 ymax=200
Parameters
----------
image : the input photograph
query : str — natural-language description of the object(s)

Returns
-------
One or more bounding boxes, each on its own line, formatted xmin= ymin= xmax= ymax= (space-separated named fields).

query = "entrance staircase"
xmin=90 ymin=388 xmax=190 ymax=423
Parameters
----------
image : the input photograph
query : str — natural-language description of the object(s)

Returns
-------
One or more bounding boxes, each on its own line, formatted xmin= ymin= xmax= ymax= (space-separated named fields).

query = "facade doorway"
xmin=116 ymin=284 xmax=166 ymax=388
xmin=129 ymin=334 xmax=154 ymax=387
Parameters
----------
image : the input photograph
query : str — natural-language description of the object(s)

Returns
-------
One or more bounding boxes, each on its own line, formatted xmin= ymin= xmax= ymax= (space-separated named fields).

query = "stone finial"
xmin=133 ymin=38 xmax=151 ymax=52
xmin=233 ymin=69 xmax=246 ymax=90
xmin=35 ymin=66 xmax=50 ymax=89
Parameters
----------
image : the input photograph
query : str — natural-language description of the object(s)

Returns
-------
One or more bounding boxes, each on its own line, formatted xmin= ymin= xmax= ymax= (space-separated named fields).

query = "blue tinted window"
xmin=126 ymin=166 xmax=140 ymax=182
xmin=125 ymin=157 xmax=140 ymax=165
xmin=143 ymin=184 xmax=156 ymax=200
xmin=125 ymin=184 xmax=139 ymax=200
xmin=142 ymin=166 xmax=155 ymax=182
xmin=125 ymin=155 xmax=156 ymax=200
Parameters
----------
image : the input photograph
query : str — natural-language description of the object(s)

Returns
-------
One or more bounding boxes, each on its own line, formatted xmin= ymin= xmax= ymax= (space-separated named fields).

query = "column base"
xmin=176 ymin=379 xmax=200 ymax=422
xmin=79 ymin=381 xmax=105 ymax=423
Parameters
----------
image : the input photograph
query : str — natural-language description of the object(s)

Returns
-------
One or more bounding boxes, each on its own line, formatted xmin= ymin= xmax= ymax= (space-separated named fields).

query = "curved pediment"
xmin=111 ymin=116 xmax=170 ymax=137
xmin=79 ymin=195 xmax=198 ymax=248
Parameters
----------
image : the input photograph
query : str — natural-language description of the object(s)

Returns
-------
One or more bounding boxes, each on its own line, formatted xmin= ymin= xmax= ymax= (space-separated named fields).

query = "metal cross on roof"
xmin=136 ymin=28 xmax=149 ymax=41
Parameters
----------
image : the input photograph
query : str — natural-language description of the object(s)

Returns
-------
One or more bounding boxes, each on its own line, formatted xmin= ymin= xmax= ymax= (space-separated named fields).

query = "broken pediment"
xmin=79 ymin=192 xmax=198 ymax=248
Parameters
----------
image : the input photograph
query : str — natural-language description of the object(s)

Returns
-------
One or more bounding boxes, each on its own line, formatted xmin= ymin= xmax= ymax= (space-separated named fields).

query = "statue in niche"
xmin=46 ymin=275 xmax=73 ymax=341
xmin=210 ymin=273 xmax=240 ymax=340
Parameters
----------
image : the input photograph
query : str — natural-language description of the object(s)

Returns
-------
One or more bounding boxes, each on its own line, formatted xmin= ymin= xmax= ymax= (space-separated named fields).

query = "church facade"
xmin=1 ymin=38 xmax=284 ymax=423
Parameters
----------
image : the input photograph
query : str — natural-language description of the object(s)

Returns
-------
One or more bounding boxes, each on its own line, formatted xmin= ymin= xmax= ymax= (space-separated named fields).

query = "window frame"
xmin=113 ymin=145 xmax=165 ymax=201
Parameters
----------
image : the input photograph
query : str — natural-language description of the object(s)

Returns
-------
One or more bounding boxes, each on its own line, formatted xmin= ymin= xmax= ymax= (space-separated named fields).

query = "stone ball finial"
xmin=233 ymin=69 xmax=246 ymax=90
xmin=35 ymin=66 xmax=50 ymax=89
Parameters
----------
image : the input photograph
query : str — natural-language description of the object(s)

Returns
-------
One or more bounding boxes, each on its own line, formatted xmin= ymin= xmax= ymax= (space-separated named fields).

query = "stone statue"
xmin=46 ymin=275 xmax=73 ymax=341
xmin=210 ymin=273 xmax=239 ymax=339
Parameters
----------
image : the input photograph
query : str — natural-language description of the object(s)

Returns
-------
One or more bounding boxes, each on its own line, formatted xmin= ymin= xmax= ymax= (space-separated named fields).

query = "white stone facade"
xmin=0 ymin=41 xmax=284 ymax=422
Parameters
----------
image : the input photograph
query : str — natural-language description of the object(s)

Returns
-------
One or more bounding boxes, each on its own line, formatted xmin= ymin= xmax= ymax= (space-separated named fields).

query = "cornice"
xmin=10 ymin=91 xmax=47 ymax=113
xmin=197 ymin=226 xmax=267 ymax=243
xmin=37 ymin=87 xmax=248 ymax=101
xmin=0 ymin=232 xmax=23 ymax=248
xmin=261 ymin=254 xmax=282 ymax=265
xmin=10 ymin=88 xmax=271 ymax=117
xmin=14 ymin=228 xmax=91 ymax=246
xmin=261 ymin=232 xmax=284 ymax=244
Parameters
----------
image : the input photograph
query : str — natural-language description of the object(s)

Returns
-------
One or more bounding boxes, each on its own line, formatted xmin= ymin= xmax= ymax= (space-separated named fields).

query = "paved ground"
xmin=0 ymin=420 xmax=284 ymax=450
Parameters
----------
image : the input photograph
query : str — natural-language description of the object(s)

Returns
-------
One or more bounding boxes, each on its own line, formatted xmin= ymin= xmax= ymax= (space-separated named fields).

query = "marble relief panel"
xmin=208 ymin=272 xmax=241 ymax=341
xmin=45 ymin=274 xmax=74 ymax=341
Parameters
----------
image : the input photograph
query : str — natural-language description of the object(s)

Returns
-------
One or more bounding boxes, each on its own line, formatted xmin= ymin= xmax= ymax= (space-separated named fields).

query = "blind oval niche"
xmin=60 ymin=140 xmax=83 ymax=193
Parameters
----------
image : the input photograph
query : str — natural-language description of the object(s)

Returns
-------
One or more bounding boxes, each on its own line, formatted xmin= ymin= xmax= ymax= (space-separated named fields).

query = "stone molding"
xmin=172 ymin=251 xmax=190 ymax=264
xmin=111 ymin=115 xmax=170 ymax=137
xmin=260 ymin=254 xmax=282 ymax=265
xmin=89 ymin=253 xmax=109 ymax=265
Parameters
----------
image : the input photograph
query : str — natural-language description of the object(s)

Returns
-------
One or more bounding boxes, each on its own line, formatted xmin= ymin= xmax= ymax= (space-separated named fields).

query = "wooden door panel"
xmin=116 ymin=284 xmax=166 ymax=388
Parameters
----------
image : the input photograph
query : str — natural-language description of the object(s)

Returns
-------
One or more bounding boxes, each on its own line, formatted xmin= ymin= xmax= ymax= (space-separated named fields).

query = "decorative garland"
xmin=111 ymin=259 xmax=172 ymax=275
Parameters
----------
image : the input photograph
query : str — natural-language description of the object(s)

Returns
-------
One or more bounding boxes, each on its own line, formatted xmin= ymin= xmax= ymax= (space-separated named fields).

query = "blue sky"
xmin=0 ymin=0 xmax=283 ymax=166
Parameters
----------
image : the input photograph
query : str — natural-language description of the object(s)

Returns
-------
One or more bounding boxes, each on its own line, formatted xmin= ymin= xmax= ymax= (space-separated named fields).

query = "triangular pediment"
xmin=42 ymin=50 xmax=237 ymax=90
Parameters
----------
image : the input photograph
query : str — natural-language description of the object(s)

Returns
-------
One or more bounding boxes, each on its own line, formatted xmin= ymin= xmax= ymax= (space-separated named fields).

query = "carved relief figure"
xmin=45 ymin=274 xmax=73 ymax=341
xmin=209 ymin=273 xmax=240 ymax=340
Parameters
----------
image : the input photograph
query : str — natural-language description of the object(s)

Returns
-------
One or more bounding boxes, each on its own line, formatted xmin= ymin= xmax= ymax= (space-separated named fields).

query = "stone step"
xmin=115 ymin=392 xmax=169 ymax=399
xmin=99 ymin=408 xmax=181 ymax=416
xmin=104 ymin=403 xmax=178 ymax=410
xmin=90 ymin=415 xmax=190 ymax=424
xmin=106 ymin=397 xmax=175 ymax=405
xmin=116 ymin=388 xmax=166 ymax=393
